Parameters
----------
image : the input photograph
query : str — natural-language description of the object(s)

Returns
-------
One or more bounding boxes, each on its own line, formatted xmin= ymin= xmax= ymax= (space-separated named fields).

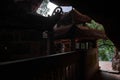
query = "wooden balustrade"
xmin=0 ymin=51 xmax=82 ymax=80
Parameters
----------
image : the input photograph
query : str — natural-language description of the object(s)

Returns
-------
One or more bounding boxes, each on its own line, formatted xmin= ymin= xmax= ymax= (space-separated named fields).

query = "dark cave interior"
xmin=0 ymin=0 xmax=119 ymax=49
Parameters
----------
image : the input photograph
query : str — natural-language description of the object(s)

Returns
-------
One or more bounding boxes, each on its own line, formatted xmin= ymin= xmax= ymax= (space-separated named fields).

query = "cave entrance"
xmin=97 ymin=39 xmax=119 ymax=73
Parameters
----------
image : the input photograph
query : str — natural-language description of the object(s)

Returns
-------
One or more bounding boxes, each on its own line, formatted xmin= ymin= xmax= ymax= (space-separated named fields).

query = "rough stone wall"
xmin=112 ymin=48 xmax=120 ymax=71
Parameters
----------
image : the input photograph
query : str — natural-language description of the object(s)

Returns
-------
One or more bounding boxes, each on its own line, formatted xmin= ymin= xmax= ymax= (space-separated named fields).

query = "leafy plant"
xmin=85 ymin=20 xmax=105 ymax=31
xmin=97 ymin=39 xmax=115 ymax=61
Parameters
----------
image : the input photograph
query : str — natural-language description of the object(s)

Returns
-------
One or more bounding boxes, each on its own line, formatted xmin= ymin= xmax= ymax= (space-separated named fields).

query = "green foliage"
xmin=97 ymin=39 xmax=115 ymax=61
xmin=85 ymin=20 xmax=105 ymax=31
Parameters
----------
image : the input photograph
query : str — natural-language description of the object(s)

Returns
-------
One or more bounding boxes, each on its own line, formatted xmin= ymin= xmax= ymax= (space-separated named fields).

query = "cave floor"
xmin=91 ymin=70 xmax=120 ymax=80
xmin=91 ymin=61 xmax=120 ymax=80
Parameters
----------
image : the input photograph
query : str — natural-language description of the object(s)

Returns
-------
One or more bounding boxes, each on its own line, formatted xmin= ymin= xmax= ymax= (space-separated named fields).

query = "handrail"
xmin=0 ymin=51 xmax=75 ymax=66
xmin=0 ymin=51 xmax=81 ymax=80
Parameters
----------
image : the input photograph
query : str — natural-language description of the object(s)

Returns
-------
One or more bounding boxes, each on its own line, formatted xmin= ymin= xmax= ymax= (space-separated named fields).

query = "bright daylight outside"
xmin=36 ymin=0 xmax=58 ymax=17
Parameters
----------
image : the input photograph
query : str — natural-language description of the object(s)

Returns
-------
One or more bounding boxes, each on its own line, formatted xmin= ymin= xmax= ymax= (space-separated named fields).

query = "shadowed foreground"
xmin=91 ymin=61 xmax=120 ymax=80
xmin=91 ymin=70 xmax=120 ymax=80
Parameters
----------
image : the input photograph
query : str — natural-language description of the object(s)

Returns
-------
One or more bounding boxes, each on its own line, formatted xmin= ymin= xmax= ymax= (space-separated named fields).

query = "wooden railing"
xmin=0 ymin=51 xmax=84 ymax=80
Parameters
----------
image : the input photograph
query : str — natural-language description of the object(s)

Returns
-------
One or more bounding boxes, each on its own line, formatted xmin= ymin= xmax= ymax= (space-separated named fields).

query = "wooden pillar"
xmin=42 ymin=30 xmax=55 ymax=55
xmin=45 ymin=13 xmax=61 ymax=54
xmin=48 ymin=29 xmax=55 ymax=54
xmin=42 ymin=31 xmax=49 ymax=55
xmin=71 ymin=38 xmax=75 ymax=51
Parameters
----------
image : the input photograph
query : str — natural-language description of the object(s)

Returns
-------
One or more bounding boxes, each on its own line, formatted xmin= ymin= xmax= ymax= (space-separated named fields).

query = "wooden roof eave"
xmin=72 ymin=9 xmax=92 ymax=23
xmin=75 ymin=26 xmax=107 ymax=40
xmin=54 ymin=24 xmax=73 ymax=39
xmin=54 ymin=25 xmax=107 ymax=40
